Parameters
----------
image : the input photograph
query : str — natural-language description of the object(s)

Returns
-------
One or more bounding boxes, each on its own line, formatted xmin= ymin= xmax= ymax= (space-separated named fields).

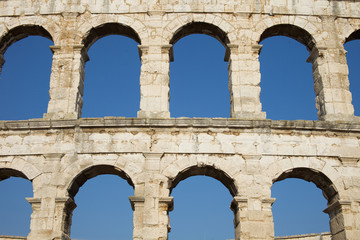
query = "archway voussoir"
xmin=4 ymin=17 xmax=20 ymax=30
xmin=193 ymin=13 xmax=206 ymax=22
xmin=290 ymin=157 xmax=310 ymax=169
xmin=204 ymin=13 xmax=216 ymax=25
xmin=262 ymin=17 xmax=274 ymax=28
xmin=294 ymin=16 xmax=308 ymax=29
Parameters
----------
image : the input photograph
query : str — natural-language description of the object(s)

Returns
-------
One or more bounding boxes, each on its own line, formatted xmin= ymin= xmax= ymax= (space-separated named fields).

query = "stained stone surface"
xmin=0 ymin=0 xmax=360 ymax=240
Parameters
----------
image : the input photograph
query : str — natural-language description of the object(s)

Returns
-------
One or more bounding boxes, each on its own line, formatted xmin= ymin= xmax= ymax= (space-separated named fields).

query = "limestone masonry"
xmin=1 ymin=0 xmax=360 ymax=239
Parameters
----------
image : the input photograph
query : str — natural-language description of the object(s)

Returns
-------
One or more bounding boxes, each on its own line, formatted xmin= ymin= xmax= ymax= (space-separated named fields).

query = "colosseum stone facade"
xmin=0 ymin=0 xmax=360 ymax=239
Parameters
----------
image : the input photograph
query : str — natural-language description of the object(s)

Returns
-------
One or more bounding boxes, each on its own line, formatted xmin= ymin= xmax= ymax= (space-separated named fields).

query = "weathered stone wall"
xmin=0 ymin=0 xmax=359 ymax=120
xmin=0 ymin=0 xmax=360 ymax=240
xmin=1 ymin=119 xmax=360 ymax=240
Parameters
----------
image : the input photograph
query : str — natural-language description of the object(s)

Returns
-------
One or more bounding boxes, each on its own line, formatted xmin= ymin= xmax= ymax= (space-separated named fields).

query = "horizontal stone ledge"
xmin=0 ymin=118 xmax=360 ymax=132
xmin=0 ymin=236 xmax=27 ymax=240
xmin=274 ymin=232 xmax=331 ymax=239
xmin=3 ymin=6 xmax=360 ymax=19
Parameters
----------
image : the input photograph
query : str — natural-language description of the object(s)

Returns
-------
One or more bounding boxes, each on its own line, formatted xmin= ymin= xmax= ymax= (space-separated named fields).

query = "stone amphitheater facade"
xmin=1 ymin=0 xmax=360 ymax=239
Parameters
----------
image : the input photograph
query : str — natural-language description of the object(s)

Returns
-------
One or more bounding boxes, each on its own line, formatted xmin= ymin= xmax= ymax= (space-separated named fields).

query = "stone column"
xmin=26 ymin=198 xmax=42 ymax=240
xmin=227 ymin=44 xmax=266 ymax=119
xmin=307 ymin=46 xmax=356 ymax=121
xmin=137 ymin=45 xmax=171 ymax=118
xmin=129 ymin=195 xmax=145 ymax=240
xmin=129 ymin=195 xmax=173 ymax=240
xmin=324 ymin=200 xmax=360 ymax=240
xmin=230 ymin=196 xmax=275 ymax=240
xmin=132 ymin=153 xmax=172 ymax=240
xmin=44 ymin=44 xmax=88 ymax=119
xmin=26 ymin=197 xmax=76 ymax=240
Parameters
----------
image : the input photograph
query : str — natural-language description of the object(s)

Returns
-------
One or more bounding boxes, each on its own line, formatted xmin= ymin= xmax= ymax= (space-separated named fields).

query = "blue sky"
xmin=0 ymin=33 xmax=359 ymax=240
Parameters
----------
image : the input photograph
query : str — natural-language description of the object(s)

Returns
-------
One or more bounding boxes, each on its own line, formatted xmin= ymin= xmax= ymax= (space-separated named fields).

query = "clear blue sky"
xmin=0 ymin=32 xmax=359 ymax=240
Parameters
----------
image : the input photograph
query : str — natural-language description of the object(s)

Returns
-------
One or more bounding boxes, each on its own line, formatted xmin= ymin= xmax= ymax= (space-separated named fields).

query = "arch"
xmin=81 ymin=34 xmax=141 ymax=118
xmin=169 ymin=165 xmax=237 ymax=197
xmin=163 ymin=14 xmax=236 ymax=45
xmin=70 ymin=174 xmax=134 ymax=239
xmin=273 ymin=167 xmax=338 ymax=203
xmin=170 ymin=21 xmax=230 ymax=47
xmin=344 ymin=30 xmax=360 ymax=116
xmin=0 ymin=168 xmax=29 ymax=181
xmin=259 ymin=24 xmax=316 ymax=51
xmin=67 ymin=164 xmax=134 ymax=198
xmin=0 ymin=25 xmax=53 ymax=55
xmin=0 ymin=168 xmax=33 ymax=237
xmin=76 ymin=14 xmax=147 ymax=47
xmin=345 ymin=29 xmax=360 ymax=43
xmin=0 ymin=158 xmax=41 ymax=181
xmin=82 ymin=22 xmax=141 ymax=51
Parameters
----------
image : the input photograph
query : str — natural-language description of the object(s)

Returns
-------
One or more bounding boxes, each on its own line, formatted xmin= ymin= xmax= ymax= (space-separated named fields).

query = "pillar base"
xmin=43 ymin=112 xmax=79 ymax=120
xmin=137 ymin=110 xmax=170 ymax=118
xmin=231 ymin=111 xmax=266 ymax=120
xmin=320 ymin=114 xmax=360 ymax=122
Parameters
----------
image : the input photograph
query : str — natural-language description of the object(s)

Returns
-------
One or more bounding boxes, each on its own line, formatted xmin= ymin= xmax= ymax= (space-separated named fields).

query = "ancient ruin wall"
xmin=0 ymin=0 xmax=360 ymax=240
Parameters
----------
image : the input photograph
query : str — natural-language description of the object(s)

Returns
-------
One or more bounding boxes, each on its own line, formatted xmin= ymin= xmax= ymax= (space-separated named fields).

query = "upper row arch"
xmin=0 ymin=24 xmax=54 ymax=55
xmin=75 ymin=15 xmax=147 ymax=49
xmin=0 ymin=16 xmax=359 ymax=57
xmin=162 ymin=14 xmax=237 ymax=45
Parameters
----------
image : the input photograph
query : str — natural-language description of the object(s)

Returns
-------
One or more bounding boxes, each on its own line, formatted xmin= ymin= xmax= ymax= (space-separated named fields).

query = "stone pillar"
xmin=130 ymin=153 xmax=173 ymax=240
xmin=129 ymin=196 xmax=145 ymax=240
xmin=44 ymin=44 xmax=88 ymax=119
xmin=324 ymin=200 xmax=360 ymax=240
xmin=137 ymin=45 xmax=171 ymax=118
xmin=26 ymin=197 xmax=76 ymax=240
xmin=26 ymin=198 xmax=42 ymax=240
xmin=227 ymin=44 xmax=266 ymax=119
xmin=307 ymin=46 xmax=356 ymax=121
xmin=230 ymin=196 xmax=275 ymax=240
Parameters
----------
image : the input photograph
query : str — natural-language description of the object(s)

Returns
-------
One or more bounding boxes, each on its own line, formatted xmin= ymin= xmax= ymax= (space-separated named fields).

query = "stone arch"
xmin=0 ymin=24 xmax=53 ymax=55
xmin=169 ymin=21 xmax=230 ymax=47
xmin=266 ymin=157 xmax=341 ymax=203
xmin=166 ymin=19 xmax=233 ymax=118
xmin=76 ymin=14 xmax=147 ymax=50
xmin=67 ymin=164 xmax=134 ymax=199
xmin=251 ymin=16 xmax=324 ymax=48
xmin=273 ymin=167 xmax=338 ymax=203
xmin=270 ymin=164 xmax=344 ymax=239
xmin=257 ymin=22 xmax=325 ymax=120
xmin=82 ymin=22 xmax=142 ymax=52
xmin=163 ymin=14 xmax=236 ymax=46
xmin=0 ymin=157 xmax=41 ymax=181
xmin=0 ymin=24 xmax=54 ymax=77
xmin=66 ymin=164 xmax=135 ymax=239
xmin=258 ymin=24 xmax=316 ymax=51
xmin=0 ymin=168 xmax=29 ymax=181
xmin=168 ymin=165 xmax=238 ymax=197
xmin=345 ymin=29 xmax=360 ymax=43
xmin=344 ymin=28 xmax=360 ymax=117
xmin=0 ymin=167 xmax=34 ymax=236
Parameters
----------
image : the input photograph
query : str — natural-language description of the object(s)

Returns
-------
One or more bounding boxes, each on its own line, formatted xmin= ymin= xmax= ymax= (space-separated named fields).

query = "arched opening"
xmin=169 ymin=166 xmax=236 ymax=240
xmin=272 ymin=168 xmax=337 ymax=237
xmin=68 ymin=165 xmax=134 ymax=240
xmin=0 ymin=25 xmax=53 ymax=120
xmin=170 ymin=165 xmax=237 ymax=196
xmin=259 ymin=24 xmax=317 ymax=120
xmin=0 ymin=168 xmax=33 ymax=237
xmin=344 ymin=30 xmax=360 ymax=116
xmin=81 ymin=23 xmax=141 ymax=118
xmin=169 ymin=22 xmax=230 ymax=118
